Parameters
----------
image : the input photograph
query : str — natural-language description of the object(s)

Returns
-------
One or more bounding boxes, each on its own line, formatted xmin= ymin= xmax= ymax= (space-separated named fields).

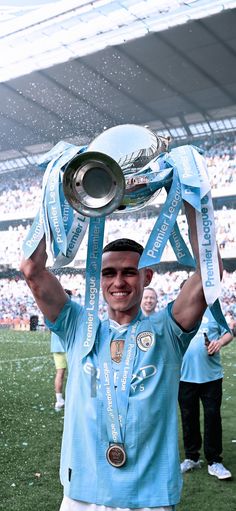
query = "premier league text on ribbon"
xmin=170 ymin=226 xmax=188 ymax=262
xmin=201 ymin=194 xmax=215 ymax=289
xmin=25 ymin=211 xmax=43 ymax=250
xmin=121 ymin=338 xmax=136 ymax=392
xmin=103 ymin=361 xmax=119 ymax=443
xmin=47 ymin=169 xmax=64 ymax=247
xmin=84 ymin=217 xmax=105 ymax=349
xmin=66 ymin=217 xmax=87 ymax=259
xmin=146 ymin=181 xmax=182 ymax=259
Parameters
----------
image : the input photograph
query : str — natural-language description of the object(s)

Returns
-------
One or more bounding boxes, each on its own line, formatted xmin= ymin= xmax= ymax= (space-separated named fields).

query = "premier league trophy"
xmin=23 ymin=123 xmax=225 ymax=335
xmin=61 ymin=123 xmax=226 ymax=329
xmin=63 ymin=124 xmax=171 ymax=217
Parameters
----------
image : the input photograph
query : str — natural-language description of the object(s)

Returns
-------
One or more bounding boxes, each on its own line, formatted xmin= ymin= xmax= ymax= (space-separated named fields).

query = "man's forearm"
xmin=20 ymin=236 xmax=67 ymax=322
xmin=20 ymin=236 xmax=47 ymax=278
xmin=219 ymin=331 xmax=234 ymax=347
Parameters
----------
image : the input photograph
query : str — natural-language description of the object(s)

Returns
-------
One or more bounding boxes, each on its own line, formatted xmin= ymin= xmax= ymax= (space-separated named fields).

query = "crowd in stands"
xmin=200 ymin=133 xmax=235 ymax=189
xmin=0 ymin=134 xmax=235 ymax=332
xmin=0 ymin=169 xmax=41 ymax=220
xmin=0 ymin=207 xmax=235 ymax=270
xmin=0 ymin=270 xmax=235 ymax=333
xmin=0 ymin=135 xmax=235 ymax=220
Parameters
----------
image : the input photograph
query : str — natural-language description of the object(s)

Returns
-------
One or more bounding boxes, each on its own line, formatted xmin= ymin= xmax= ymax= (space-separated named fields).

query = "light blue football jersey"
xmin=46 ymin=299 xmax=198 ymax=508
xmin=180 ymin=308 xmax=227 ymax=384
xmin=50 ymin=331 xmax=65 ymax=353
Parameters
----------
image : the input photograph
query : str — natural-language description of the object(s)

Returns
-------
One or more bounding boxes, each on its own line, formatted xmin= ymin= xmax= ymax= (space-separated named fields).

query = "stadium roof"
xmin=0 ymin=1 xmax=236 ymax=161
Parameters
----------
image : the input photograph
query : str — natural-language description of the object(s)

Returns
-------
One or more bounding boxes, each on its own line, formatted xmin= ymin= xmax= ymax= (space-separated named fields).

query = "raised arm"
xmin=20 ymin=236 xmax=68 ymax=322
xmin=172 ymin=201 xmax=223 ymax=331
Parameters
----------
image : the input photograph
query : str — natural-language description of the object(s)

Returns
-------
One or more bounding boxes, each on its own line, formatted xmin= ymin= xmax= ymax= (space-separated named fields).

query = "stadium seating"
xmin=0 ymin=134 xmax=235 ymax=329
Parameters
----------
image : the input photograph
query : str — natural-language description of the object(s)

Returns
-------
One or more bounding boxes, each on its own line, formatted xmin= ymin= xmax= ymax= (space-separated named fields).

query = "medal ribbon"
xmin=80 ymin=216 xmax=105 ymax=358
xmin=98 ymin=317 xmax=140 ymax=446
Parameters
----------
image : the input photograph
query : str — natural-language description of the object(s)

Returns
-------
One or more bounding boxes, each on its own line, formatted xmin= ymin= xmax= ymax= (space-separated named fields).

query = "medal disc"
xmin=106 ymin=444 xmax=127 ymax=467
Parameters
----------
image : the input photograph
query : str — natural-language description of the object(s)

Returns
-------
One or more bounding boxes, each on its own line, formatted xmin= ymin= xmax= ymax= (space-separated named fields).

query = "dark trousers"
xmin=178 ymin=379 xmax=223 ymax=465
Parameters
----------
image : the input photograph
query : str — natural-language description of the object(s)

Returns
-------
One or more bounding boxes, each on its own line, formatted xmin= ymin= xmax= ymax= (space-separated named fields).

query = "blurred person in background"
xmin=179 ymin=306 xmax=233 ymax=480
xmin=141 ymin=287 xmax=158 ymax=316
xmin=51 ymin=289 xmax=72 ymax=411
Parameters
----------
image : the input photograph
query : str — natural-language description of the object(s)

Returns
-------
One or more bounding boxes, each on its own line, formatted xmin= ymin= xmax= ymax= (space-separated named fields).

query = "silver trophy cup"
xmin=63 ymin=124 xmax=170 ymax=217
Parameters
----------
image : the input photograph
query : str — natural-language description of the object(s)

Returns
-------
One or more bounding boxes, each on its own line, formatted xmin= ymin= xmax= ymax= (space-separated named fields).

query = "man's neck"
xmin=108 ymin=307 xmax=140 ymax=325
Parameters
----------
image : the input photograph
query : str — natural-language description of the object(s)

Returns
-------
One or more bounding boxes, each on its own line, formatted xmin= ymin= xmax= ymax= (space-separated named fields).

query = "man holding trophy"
xmin=20 ymin=125 xmax=227 ymax=511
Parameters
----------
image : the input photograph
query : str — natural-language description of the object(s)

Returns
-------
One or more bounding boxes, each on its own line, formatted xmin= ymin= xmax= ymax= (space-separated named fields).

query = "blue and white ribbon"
xmin=81 ymin=216 xmax=105 ymax=358
xmin=138 ymin=166 xmax=183 ymax=267
xmin=138 ymin=144 xmax=228 ymax=331
xmin=99 ymin=317 xmax=140 ymax=446
xmin=22 ymin=139 xmax=228 ymax=332
xmin=22 ymin=141 xmax=89 ymax=267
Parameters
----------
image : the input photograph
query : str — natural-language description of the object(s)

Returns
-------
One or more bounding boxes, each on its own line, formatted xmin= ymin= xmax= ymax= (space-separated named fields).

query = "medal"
xmin=106 ymin=443 xmax=127 ymax=468
xmin=99 ymin=320 xmax=140 ymax=471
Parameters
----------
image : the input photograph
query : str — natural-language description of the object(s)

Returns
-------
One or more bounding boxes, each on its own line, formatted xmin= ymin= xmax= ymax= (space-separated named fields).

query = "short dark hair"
xmin=102 ymin=238 xmax=144 ymax=256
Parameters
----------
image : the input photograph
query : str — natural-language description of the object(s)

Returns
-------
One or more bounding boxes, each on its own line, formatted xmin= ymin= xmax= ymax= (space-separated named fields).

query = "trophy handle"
xmin=63 ymin=151 xmax=125 ymax=217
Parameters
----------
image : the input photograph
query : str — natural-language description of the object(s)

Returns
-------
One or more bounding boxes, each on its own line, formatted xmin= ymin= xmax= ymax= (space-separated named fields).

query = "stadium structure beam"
xmin=155 ymin=31 xmax=234 ymax=119
xmin=117 ymin=41 xmax=211 ymax=124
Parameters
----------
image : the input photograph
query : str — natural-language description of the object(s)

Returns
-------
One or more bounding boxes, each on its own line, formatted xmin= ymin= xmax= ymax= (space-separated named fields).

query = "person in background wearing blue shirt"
xmin=20 ymin=200 xmax=223 ymax=511
xmin=141 ymin=287 xmax=158 ymax=317
xmin=51 ymin=289 xmax=72 ymax=411
xmin=179 ymin=307 xmax=233 ymax=479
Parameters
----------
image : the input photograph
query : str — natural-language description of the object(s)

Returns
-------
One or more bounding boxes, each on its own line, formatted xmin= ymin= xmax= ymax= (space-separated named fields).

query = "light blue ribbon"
xmin=45 ymin=163 xmax=67 ymax=256
xmin=209 ymin=299 xmax=231 ymax=333
xmin=137 ymin=144 xmax=228 ymax=331
xmin=138 ymin=166 xmax=182 ymax=268
xmin=22 ymin=141 xmax=89 ymax=266
xmin=169 ymin=222 xmax=195 ymax=268
xmin=98 ymin=317 xmax=140 ymax=446
xmin=22 ymin=207 xmax=44 ymax=259
xmin=22 ymin=140 xmax=229 ymax=334
xmin=81 ymin=216 xmax=106 ymax=358
xmin=167 ymin=146 xmax=202 ymax=212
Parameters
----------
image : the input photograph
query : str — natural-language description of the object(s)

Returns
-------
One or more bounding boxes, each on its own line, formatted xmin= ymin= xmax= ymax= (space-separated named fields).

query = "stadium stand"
xmin=0 ymin=133 xmax=235 ymax=330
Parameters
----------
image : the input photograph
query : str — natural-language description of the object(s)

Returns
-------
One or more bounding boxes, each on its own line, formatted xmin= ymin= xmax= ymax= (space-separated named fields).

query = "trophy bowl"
xmin=63 ymin=124 xmax=170 ymax=217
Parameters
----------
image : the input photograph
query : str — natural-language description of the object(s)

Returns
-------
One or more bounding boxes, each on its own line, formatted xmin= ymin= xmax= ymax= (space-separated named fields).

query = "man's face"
xmin=141 ymin=289 xmax=157 ymax=315
xmin=101 ymin=251 xmax=152 ymax=316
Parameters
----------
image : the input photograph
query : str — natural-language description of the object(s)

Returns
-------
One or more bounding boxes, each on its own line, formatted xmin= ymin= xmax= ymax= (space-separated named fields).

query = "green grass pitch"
xmin=0 ymin=330 xmax=235 ymax=511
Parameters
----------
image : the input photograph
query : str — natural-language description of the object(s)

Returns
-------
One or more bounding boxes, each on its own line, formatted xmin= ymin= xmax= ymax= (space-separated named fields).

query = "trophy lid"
xmin=89 ymin=124 xmax=165 ymax=173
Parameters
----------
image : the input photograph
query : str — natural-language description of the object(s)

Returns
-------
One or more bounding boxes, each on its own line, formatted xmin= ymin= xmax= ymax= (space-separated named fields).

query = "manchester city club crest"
xmin=136 ymin=331 xmax=155 ymax=352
